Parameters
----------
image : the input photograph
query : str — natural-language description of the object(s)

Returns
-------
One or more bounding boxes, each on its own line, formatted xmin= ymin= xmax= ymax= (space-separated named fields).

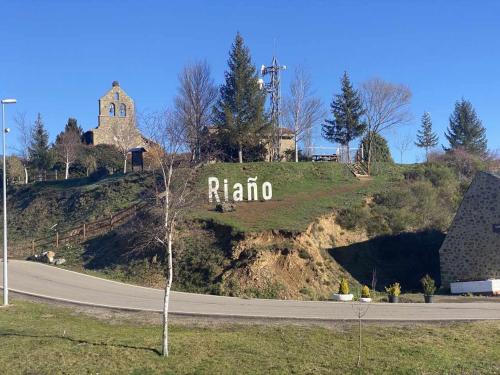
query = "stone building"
xmin=265 ymin=128 xmax=296 ymax=161
xmin=439 ymin=171 xmax=500 ymax=287
xmin=84 ymin=81 xmax=147 ymax=150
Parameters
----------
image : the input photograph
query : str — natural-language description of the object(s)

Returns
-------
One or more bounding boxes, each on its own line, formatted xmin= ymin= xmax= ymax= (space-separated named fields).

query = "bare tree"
xmin=175 ymin=61 xmax=217 ymax=162
xmin=112 ymin=117 xmax=140 ymax=173
xmin=55 ymin=130 xmax=82 ymax=179
xmin=13 ymin=112 xmax=32 ymax=184
xmin=352 ymin=302 xmax=370 ymax=368
xmin=361 ymin=78 xmax=412 ymax=173
xmin=283 ymin=67 xmax=324 ymax=162
xmin=145 ymin=111 xmax=200 ymax=357
xmin=371 ymin=268 xmax=377 ymax=292
xmin=394 ymin=132 xmax=414 ymax=164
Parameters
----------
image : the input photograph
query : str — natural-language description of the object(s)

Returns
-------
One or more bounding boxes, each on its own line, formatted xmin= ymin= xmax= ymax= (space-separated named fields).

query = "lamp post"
xmin=2 ymin=98 xmax=16 ymax=306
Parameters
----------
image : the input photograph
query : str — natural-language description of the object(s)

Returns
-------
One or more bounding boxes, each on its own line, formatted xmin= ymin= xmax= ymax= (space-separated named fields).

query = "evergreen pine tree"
xmin=360 ymin=133 xmax=393 ymax=164
xmin=212 ymin=32 xmax=268 ymax=163
xmin=28 ymin=113 xmax=52 ymax=175
xmin=445 ymin=99 xmax=487 ymax=155
xmin=64 ymin=117 xmax=83 ymax=135
xmin=322 ymin=72 xmax=365 ymax=162
xmin=56 ymin=118 xmax=83 ymax=144
xmin=415 ymin=112 xmax=439 ymax=161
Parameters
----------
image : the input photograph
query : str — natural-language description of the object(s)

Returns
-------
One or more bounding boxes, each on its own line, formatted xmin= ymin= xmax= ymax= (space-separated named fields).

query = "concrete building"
xmin=439 ymin=171 xmax=500 ymax=288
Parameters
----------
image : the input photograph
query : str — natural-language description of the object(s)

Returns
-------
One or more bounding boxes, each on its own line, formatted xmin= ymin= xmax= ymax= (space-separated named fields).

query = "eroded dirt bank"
xmin=220 ymin=213 xmax=368 ymax=300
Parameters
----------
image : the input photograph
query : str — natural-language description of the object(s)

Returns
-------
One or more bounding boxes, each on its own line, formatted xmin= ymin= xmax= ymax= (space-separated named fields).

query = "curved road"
xmin=1 ymin=260 xmax=500 ymax=321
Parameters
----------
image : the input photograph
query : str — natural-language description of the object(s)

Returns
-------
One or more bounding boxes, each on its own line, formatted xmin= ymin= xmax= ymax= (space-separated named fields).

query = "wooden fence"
xmin=14 ymin=201 xmax=150 ymax=257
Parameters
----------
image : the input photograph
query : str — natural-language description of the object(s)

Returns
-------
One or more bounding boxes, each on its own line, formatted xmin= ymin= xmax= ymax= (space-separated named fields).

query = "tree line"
xmin=6 ymin=114 xmax=125 ymax=184
xmin=173 ymin=32 xmax=491 ymax=171
xmin=10 ymin=32 xmax=492 ymax=184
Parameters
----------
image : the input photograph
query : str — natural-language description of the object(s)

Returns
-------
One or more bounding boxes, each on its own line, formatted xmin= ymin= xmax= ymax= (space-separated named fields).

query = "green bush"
xmin=352 ymin=162 xmax=463 ymax=237
xmin=298 ymin=248 xmax=312 ymax=260
xmin=336 ymin=206 xmax=370 ymax=231
xmin=385 ymin=282 xmax=401 ymax=296
xmin=244 ymin=280 xmax=285 ymax=299
xmin=360 ymin=133 xmax=394 ymax=164
xmin=361 ymin=285 xmax=371 ymax=298
xmin=338 ymin=277 xmax=350 ymax=295
xmin=420 ymin=274 xmax=436 ymax=296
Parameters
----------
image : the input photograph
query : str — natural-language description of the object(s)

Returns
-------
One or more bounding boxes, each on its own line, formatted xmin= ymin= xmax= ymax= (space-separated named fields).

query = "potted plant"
xmin=385 ymin=282 xmax=401 ymax=303
xmin=420 ymin=274 xmax=436 ymax=303
xmin=332 ymin=277 xmax=353 ymax=301
xmin=360 ymin=285 xmax=372 ymax=303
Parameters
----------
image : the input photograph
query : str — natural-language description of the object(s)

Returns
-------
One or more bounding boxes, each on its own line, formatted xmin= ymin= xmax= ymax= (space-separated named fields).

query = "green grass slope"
xmin=7 ymin=173 xmax=154 ymax=244
xmin=193 ymin=162 xmax=400 ymax=232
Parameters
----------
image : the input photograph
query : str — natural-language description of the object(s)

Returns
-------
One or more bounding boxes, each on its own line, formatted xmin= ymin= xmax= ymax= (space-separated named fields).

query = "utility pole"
xmin=260 ymin=56 xmax=286 ymax=161
xmin=2 ymin=98 xmax=16 ymax=306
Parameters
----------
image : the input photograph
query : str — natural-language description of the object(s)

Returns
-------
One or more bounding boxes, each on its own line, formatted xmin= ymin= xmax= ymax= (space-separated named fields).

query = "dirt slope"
xmin=220 ymin=213 xmax=368 ymax=300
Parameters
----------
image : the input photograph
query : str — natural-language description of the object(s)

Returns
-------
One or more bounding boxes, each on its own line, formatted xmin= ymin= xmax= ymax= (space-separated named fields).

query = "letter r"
xmin=208 ymin=177 xmax=220 ymax=203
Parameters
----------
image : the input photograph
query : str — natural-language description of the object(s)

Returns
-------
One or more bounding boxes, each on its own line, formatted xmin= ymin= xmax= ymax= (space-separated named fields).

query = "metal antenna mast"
xmin=260 ymin=56 xmax=286 ymax=161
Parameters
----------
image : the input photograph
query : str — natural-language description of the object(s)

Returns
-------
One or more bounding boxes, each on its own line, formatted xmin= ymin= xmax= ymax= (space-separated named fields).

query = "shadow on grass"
xmin=329 ymin=230 xmax=444 ymax=291
xmin=0 ymin=331 xmax=161 ymax=355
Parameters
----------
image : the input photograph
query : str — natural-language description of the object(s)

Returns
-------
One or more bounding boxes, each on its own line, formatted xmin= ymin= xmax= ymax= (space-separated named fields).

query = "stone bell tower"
xmin=88 ymin=81 xmax=145 ymax=148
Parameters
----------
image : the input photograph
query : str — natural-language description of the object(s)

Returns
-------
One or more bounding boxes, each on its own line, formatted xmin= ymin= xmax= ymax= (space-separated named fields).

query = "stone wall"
xmin=439 ymin=171 xmax=500 ymax=287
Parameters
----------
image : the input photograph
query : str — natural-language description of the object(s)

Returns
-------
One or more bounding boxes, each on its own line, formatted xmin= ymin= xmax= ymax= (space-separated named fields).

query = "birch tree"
xmin=146 ymin=111 xmax=200 ymax=357
xmin=361 ymin=78 xmax=412 ymax=173
xmin=111 ymin=117 xmax=139 ymax=173
xmin=284 ymin=67 xmax=324 ymax=162
xmin=55 ymin=129 xmax=82 ymax=179
xmin=14 ymin=112 xmax=32 ymax=184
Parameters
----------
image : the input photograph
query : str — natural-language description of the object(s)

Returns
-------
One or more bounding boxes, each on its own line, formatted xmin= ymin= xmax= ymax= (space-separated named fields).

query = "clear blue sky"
xmin=1 ymin=0 xmax=499 ymax=162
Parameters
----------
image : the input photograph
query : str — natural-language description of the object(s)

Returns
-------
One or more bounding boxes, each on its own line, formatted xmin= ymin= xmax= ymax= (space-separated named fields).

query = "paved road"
xmin=1 ymin=260 xmax=500 ymax=321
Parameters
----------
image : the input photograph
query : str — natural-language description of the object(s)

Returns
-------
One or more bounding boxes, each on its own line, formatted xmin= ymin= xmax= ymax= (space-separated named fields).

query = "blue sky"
xmin=1 ymin=0 xmax=499 ymax=162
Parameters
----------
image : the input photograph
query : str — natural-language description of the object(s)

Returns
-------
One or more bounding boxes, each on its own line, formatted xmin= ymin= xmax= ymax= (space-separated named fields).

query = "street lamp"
xmin=1 ymin=98 xmax=16 ymax=306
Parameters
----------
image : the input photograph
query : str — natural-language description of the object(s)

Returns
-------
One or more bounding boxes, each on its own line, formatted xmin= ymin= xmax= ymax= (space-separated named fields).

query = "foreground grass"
xmin=0 ymin=300 xmax=499 ymax=374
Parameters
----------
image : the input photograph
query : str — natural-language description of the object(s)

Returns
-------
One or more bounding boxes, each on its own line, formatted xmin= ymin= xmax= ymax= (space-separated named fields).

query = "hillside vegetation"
xmin=7 ymin=160 xmax=471 ymax=297
xmin=193 ymin=162 xmax=399 ymax=232
xmin=6 ymin=173 xmax=154 ymax=244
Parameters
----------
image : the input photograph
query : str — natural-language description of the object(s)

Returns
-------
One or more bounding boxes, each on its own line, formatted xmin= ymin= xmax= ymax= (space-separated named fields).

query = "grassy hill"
xmin=6 ymin=161 xmax=466 ymax=297
xmin=193 ymin=162 xmax=402 ymax=232
xmin=6 ymin=173 xmax=155 ymax=244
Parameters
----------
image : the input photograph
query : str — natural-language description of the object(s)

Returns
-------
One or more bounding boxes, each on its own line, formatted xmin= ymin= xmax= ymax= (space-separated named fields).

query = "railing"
xmin=13 ymin=201 xmax=151 ymax=257
xmin=337 ymin=147 xmax=364 ymax=164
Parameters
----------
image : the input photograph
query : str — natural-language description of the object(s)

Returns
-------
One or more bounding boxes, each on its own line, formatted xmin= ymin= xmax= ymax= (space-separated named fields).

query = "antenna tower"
xmin=260 ymin=56 xmax=286 ymax=161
